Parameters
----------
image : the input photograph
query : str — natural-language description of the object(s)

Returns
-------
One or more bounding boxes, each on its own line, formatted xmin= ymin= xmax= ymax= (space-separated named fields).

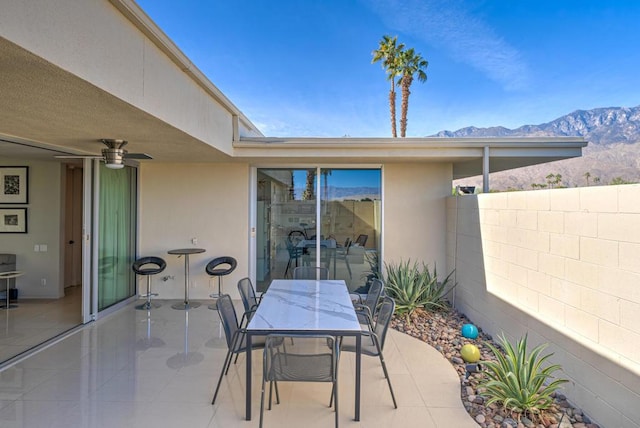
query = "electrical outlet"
xmin=41 ymin=278 xmax=46 ymax=286
xmin=191 ymin=237 xmax=198 ymax=245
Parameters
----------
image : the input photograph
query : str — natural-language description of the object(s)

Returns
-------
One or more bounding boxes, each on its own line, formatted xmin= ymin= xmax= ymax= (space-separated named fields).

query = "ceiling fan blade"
xmin=123 ymin=153 xmax=153 ymax=160
xmin=54 ymin=155 xmax=102 ymax=159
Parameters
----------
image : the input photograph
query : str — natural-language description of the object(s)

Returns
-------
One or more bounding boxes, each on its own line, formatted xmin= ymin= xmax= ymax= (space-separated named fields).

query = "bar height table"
xmin=168 ymin=248 xmax=205 ymax=310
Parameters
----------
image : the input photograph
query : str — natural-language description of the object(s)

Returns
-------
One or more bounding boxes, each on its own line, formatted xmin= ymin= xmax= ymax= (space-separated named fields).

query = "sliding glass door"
xmin=255 ymin=168 xmax=381 ymax=293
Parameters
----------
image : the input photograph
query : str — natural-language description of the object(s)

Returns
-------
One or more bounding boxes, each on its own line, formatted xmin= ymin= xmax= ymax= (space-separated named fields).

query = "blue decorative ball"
xmin=461 ymin=323 xmax=479 ymax=339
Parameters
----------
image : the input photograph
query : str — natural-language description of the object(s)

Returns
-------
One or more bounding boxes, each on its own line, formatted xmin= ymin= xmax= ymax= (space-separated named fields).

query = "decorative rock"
xmin=462 ymin=323 xmax=479 ymax=339
xmin=476 ymin=414 xmax=486 ymax=424
xmin=501 ymin=418 xmax=517 ymax=428
xmin=460 ymin=344 xmax=481 ymax=363
xmin=390 ymin=308 xmax=594 ymax=428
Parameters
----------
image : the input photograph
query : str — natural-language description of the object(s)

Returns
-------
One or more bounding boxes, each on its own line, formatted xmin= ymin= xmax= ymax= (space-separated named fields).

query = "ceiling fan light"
xmin=104 ymin=162 xmax=125 ymax=169
xmin=102 ymin=148 xmax=126 ymax=169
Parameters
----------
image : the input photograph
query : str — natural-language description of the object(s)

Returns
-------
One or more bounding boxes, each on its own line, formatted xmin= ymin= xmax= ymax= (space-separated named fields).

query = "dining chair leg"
xmin=260 ymin=376 xmax=267 ymax=428
xmin=378 ymin=352 xmax=398 ymax=408
xmin=334 ymin=380 xmax=339 ymax=428
xmin=225 ymin=332 xmax=243 ymax=375
xmin=212 ymin=349 xmax=234 ymax=404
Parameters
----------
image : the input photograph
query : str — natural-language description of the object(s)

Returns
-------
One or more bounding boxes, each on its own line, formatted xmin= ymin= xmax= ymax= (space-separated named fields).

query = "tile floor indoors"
xmin=0 ymin=299 xmax=477 ymax=428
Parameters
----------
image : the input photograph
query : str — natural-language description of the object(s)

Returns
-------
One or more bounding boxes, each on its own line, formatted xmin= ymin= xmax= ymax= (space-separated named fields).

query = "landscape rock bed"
xmin=391 ymin=308 xmax=600 ymax=428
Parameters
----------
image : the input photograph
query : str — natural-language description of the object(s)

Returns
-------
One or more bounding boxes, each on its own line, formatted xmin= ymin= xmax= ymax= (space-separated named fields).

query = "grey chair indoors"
xmin=260 ymin=334 xmax=340 ymax=428
xmin=284 ymin=237 xmax=303 ymax=278
xmin=340 ymin=296 xmax=397 ymax=409
xmin=354 ymin=234 xmax=368 ymax=247
xmin=293 ymin=266 xmax=329 ymax=280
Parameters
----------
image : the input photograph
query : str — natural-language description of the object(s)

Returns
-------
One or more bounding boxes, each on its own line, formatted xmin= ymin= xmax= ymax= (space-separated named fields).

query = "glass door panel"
xmin=97 ymin=165 xmax=137 ymax=310
xmin=320 ymin=169 xmax=381 ymax=292
xmin=256 ymin=167 xmax=381 ymax=293
xmin=256 ymin=168 xmax=316 ymax=291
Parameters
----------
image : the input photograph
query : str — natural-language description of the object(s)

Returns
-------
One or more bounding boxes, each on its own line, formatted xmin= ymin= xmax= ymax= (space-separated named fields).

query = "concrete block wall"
xmin=446 ymin=184 xmax=640 ymax=428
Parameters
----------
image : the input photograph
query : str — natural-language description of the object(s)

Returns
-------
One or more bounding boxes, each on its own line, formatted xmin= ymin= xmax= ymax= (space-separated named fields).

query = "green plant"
xmin=362 ymin=251 xmax=381 ymax=283
xmin=479 ymin=334 xmax=568 ymax=421
xmin=383 ymin=260 xmax=455 ymax=322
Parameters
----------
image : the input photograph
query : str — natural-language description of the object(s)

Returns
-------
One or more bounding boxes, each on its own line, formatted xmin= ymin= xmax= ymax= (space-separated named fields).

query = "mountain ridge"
xmin=437 ymin=105 xmax=640 ymax=190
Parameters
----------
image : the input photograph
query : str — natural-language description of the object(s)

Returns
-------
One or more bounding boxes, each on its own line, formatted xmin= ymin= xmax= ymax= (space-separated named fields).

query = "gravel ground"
xmin=390 ymin=307 xmax=601 ymax=428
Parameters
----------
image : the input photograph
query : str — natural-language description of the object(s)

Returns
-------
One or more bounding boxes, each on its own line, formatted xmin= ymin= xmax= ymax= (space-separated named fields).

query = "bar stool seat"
xmin=206 ymin=256 xmax=237 ymax=310
xmin=132 ymin=256 xmax=166 ymax=310
xmin=0 ymin=271 xmax=23 ymax=309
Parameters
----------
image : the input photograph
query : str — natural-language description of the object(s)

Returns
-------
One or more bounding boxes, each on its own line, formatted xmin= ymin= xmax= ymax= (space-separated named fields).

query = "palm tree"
xmin=302 ymin=169 xmax=316 ymax=201
xmin=397 ymin=48 xmax=428 ymax=138
xmin=584 ymin=171 xmax=591 ymax=186
xmin=372 ymin=35 xmax=404 ymax=138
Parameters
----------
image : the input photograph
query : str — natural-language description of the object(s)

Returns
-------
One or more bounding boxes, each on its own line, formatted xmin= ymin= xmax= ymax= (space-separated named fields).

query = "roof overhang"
xmin=234 ymin=137 xmax=588 ymax=179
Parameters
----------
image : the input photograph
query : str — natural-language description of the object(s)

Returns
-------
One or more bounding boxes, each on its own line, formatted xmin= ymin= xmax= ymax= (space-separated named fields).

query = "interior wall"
xmin=383 ymin=163 xmax=452 ymax=271
xmin=138 ymin=162 xmax=249 ymax=300
xmin=0 ymin=159 xmax=62 ymax=298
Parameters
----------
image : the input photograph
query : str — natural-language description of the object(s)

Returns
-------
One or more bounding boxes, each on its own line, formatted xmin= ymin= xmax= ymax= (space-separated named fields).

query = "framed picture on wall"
xmin=0 ymin=166 xmax=29 ymax=204
xmin=0 ymin=208 xmax=27 ymax=233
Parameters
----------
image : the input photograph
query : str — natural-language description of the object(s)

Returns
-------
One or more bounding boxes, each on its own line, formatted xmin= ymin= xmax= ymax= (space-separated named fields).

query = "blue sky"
xmin=136 ymin=0 xmax=640 ymax=138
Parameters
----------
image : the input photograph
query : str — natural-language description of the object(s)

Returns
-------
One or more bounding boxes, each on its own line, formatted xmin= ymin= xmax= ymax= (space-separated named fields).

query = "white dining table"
xmin=245 ymin=279 xmax=363 ymax=421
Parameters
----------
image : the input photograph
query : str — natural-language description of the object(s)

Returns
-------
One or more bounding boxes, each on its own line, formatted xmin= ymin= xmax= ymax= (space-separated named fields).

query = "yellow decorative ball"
xmin=460 ymin=344 xmax=481 ymax=363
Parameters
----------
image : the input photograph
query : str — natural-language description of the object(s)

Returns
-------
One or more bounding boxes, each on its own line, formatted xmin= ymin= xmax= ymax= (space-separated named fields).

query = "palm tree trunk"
xmin=400 ymin=75 xmax=413 ymax=138
xmin=389 ymin=80 xmax=397 ymax=138
xmin=302 ymin=170 xmax=316 ymax=200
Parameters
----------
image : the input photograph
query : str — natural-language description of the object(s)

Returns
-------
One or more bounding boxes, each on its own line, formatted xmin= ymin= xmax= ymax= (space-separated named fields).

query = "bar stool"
xmin=0 ymin=271 xmax=23 ymax=309
xmin=132 ymin=256 xmax=167 ymax=310
xmin=206 ymin=256 xmax=237 ymax=310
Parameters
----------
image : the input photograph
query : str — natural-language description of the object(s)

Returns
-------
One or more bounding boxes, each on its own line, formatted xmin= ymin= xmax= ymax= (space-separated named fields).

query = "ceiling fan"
xmin=55 ymin=139 xmax=152 ymax=169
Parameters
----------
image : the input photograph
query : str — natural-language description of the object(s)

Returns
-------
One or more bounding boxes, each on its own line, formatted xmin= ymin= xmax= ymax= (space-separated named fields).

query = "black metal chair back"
xmin=260 ymin=334 xmax=339 ymax=428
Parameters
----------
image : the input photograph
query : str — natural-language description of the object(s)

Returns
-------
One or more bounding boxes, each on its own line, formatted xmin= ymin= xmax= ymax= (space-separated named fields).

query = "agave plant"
xmin=383 ymin=259 xmax=455 ymax=322
xmin=479 ymin=334 xmax=568 ymax=420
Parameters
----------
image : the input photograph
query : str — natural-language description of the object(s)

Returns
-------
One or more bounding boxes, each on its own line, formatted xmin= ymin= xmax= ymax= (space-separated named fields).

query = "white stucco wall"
xmin=0 ymin=160 xmax=63 ymax=299
xmin=138 ymin=162 xmax=249 ymax=300
xmin=447 ymin=185 xmax=640 ymax=428
xmin=0 ymin=0 xmax=237 ymax=150
xmin=383 ymin=163 xmax=452 ymax=270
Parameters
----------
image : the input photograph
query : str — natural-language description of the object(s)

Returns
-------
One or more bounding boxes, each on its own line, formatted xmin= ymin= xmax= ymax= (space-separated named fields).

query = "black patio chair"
xmin=339 ymin=296 xmax=397 ymax=409
xmin=260 ymin=334 xmax=340 ymax=428
xmin=212 ymin=294 xmax=265 ymax=405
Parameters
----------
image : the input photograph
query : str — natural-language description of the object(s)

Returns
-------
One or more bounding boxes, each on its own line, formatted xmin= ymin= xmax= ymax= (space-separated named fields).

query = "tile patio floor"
xmin=0 ymin=299 xmax=477 ymax=427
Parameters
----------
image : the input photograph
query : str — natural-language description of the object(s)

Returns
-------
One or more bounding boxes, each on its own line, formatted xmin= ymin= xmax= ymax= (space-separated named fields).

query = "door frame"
xmin=249 ymin=164 xmax=384 ymax=285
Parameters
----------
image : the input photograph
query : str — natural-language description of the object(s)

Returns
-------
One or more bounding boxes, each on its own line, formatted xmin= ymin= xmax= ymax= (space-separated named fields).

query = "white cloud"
xmin=364 ymin=0 xmax=530 ymax=91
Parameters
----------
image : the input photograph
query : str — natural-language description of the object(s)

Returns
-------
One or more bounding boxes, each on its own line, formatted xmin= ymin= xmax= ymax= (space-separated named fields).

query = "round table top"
xmin=0 ymin=271 xmax=24 ymax=279
xmin=168 ymin=248 xmax=206 ymax=255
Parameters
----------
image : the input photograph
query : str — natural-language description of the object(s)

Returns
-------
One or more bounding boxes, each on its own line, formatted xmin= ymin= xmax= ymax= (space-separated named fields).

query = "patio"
xmin=0 ymin=299 xmax=476 ymax=427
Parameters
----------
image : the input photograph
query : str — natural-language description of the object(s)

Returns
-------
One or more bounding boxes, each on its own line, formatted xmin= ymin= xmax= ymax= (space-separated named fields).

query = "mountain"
xmin=436 ymin=106 xmax=640 ymax=190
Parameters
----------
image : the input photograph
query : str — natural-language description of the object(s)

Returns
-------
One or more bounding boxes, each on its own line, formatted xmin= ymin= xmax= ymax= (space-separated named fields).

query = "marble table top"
xmin=247 ymin=279 xmax=361 ymax=333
